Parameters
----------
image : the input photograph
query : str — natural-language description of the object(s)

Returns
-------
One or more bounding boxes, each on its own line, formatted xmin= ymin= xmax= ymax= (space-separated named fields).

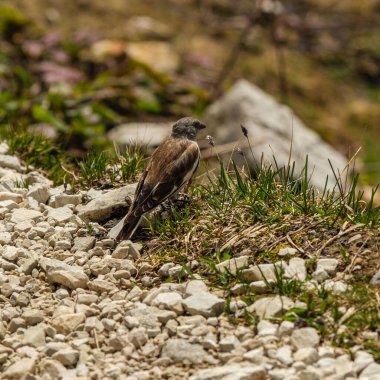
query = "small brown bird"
xmin=110 ymin=117 xmax=206 ymax=241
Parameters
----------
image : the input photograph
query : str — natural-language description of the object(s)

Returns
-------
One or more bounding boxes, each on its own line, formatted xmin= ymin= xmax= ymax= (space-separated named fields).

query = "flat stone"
xmin=161 ymin=339 xmax=209 ymax=364
xmin=2 ymin=358 xmax=36 ymax=379
xmin=0 ymin=232 xmax=11 ymax=244
xmin=152 ymin=292 xmax=183 ymax=315
xmin=0 ymin=200 xmax=19 ymax=211
xmin=72 ymin=236 xmax=95 ymax=252
xmin=219 ymin=335 xmax=240 ymax=352
xmin=43 ymin=258 xmax=89 ymax=289
xmin=278 ymin=247 xmax=297 ymax=257
xmin=78 ymin=184 xmax=136 ymax=222
xmin=184 ymin=280 xmax=209 ymax=296
xmin=215 ymin=256 xmax=249 ymax=274
xmin=52 ymin=348 xmax=79 ymax=366
xmin=0 ymin=192 xmax=23 ymax=203
xmin=22 ymin=309 xmax=44 ymax=325
xmin=291 ymin=328 xmax=320 ymax=350
xmin=316 ymin=258 xmax=339 ymax=276
xmin=294 ymin=348 xmax=319 ymax=364
xmin=22 ymin=326 xmax=46 ymax=347
xmin=27 ymin=184 xmax=50 ymax=204
xmin=182 ymin=292 xmax=225 ymax=318
xmin=242 ymin=263 xmax=279 ymax=282
xmin=46 ymin=206 xmax=74 ymax=223
xmin=11 ymin=209 xmax=42 ymax=223
xmin=50 ymin=193 xmax=82 ymax=207
xmin=112 ymin=240 xmax=141 ymax=260
xmin=361 ymin=362 xmax=380 ymax=377
xmin=52 ymin=313 xmax=86 ymax=335
xmin=189 ymin=364 xmax=266 ymax=380
xmin=0 ymin=154 xmax=21 ymax=171
xmin=247 ymin=296 xmax=294 ymax=319
xmin=285 ymin=258 xmax=307 ymax=281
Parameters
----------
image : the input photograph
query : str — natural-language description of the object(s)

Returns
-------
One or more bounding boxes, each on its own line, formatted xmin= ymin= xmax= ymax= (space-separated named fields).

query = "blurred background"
xmin=1 ymin=0 xmax=380 ymax=185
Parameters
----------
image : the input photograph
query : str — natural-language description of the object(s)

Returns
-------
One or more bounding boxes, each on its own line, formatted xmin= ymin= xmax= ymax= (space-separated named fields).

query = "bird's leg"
xmin=182 ymin=178 xmax=192 ymax=194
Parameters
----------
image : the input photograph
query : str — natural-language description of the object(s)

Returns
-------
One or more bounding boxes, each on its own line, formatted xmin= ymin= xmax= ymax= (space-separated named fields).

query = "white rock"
xmin=182 ymin=292 xmax=225 ymax=317
xmin=298 ymin=366 xmax=322 ymax=380
xmin=294 ymin=348 xmax=319 ymax=364
xmin=2 ymin=358 xmax=36 ymax=379
xmin=285 ymin=258 xmax=307 ymax=281
xmin=279 ymin=321 xmax=295 ymax=336
xmin=46 ymin=206 xmax=74 ymax=224
xmin=215 ymin=255 xmax=249 ymax=274
xmin=335 ymin=354 xmax=355 ymax=377
xmin=0 ymin=200 xmax=19 ymax=211
xmin=243 ymin=347 xmax=266 ymax=364
xmin=279 ymin=247 xmax=297 ymax=257
xmin=27 ymin=184 xmax=50 ymax=204
xmin=0 ymin=154 xmax=21 ymax=171
xmin=324 ymin=280 xmax=348 ymax=294
xmin=276 ymin=345 xmax=293 ymax=366
xmin=354 ymin=351 xmax=374 ymax=374
xmin=112 ymin=240 xmax=141 ymax=260
xmin=250 ymin=280 xmax=272 ymax=294
xmin=11 ymin=209 xmax=42 ymax=223
xmin=161 ymin=339 xmax=211 ymax=365
xmin=152 ymin=292 xmax=183 ymax=315
xmin=52 ymin=348 xmax=79 ymax=366
xmin=184 ymin=280 xmax=208 ymax=296
xmin=72 ymin=236 xmax=95 ymax=252
xmin=77 ymin=184 xmax=136 ymax=222
xmin=52 ymin=313 xmax=86 ymax=335
xmin=0 ymin=232 xmax=11 ymax=244
xmin=203 ymin=79 xmax=347 ymax=191
xmin=22 ymin=326 xmax=46 ymax=348
xmin=242 ymin=263 xmax=280 ymax=282
xmin=0 ymin=142 xmax=9 ymax=154
xmin=219 ymin=335 xmax=240 ymax=352
xmin=49 ymin=193 xmax=82 ymax=207
xmin=247 ymin=295 xmax=294 ymax=319
xmin=43 ymin=258 xmax=89 ymax=289
xmin=316 ymin=259 xmax=339 ymax=276
xmin=189 ymin=363 xmax=266 ymax=380
xmin=312 ymin=269 xmax=330 ymax=282
xmin=291 ymin=328 xmax=320 ymax=350
xmin=257 ymin=320 xmax=278 ymax=336
xmin=0 ymin=192 xmax=23 ymax=203
xmin=361 ymin=363 xmax=380 ymax=377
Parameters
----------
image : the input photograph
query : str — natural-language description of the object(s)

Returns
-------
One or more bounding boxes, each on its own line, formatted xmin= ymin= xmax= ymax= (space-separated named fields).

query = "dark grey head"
xmin=171 ymin=117 xmax=206 ymax=141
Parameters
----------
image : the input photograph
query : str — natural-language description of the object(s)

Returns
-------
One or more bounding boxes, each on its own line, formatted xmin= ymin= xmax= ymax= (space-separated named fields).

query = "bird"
xmin=110 ymin=117 xmax=206 ymax=241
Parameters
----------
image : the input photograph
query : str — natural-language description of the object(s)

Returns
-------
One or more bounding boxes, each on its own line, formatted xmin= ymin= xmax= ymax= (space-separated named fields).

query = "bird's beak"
xmin=198 ymin=123 xmax=206 ymax=130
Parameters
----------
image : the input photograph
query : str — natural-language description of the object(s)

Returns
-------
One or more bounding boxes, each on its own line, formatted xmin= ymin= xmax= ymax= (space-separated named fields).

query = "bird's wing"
xmin=130 ymin=138 xmax=200 ymax=215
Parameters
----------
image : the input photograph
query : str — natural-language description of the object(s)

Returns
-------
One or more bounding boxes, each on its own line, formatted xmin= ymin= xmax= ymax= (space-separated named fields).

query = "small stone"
xmin=189 ymin=364 xmax=266 ymax=380
xmin=219 ymin=335 xmax=240 ymax=352
xmin=22 ymin=310 xmax=44 ymax=325
xmin=50 ymin=193 xmax=82 ymax=207
xmin=128 ymin=327 xmax=148 ymax=348
xmin=215 ymin=256 xmax=249 ymax=274
xmin=294 ymin=348 xmax=319 ymax=364
xmin=278 ymin=247 xmax=297 ymax=257
xmin=182 ymin=292 xmax=225 ymax=318
xmin=279 ymin=321 xmax=295 ymax=337
xmin=354 ymin=351 xmax=374 ymax=373
xmin=72 ymin=236 xmax=95 ymax=252
xmin=184 ymin=280 xmax=208 ymax=296
xmin=2 ymin=358 xmax=36 ymax=379
xmin=46 ymin=206 xmax=74 ymax=224
xmin=52 ymin=313 xmax=86 ymax=335
xmin=0 ymin=154 xmax=21 ymax=171
xmin=291 ymin=328 xmax=320 ymax=350
xmin=250 ymin=280 xmax=272 ymax=294
xmin=161 ymin=339 xmax=209 ymax=364
xmin=23 ymin=325 xmax=46 ymax=347
xmin=242 ymin=263 xmax=279 ymax=282
xmin=324 ymin=280 xmax=348 ymax=294
xmin=158 ymin=262 xmax=175 ymax=277
xmin=0 ymin=232 xmax=11 ymax=245
xmin=27 ymin=184 xmax=50 ymax=204
xmin=247 ymin=295 xmax=294 ymax=319
xmin=43 ymin=258 xmax=89 ymax=289
xmin=152 ymin=292 xmax=183 ymax=315
xmin=52 ymin=348 xmax=79 ymax=366
xmin=0 ymin=192 xmax=23 ymax=203
xmin=11 ymin=209 xmax=42 ymax=223
xmin=285 ymin=258 xmax=307 ymax=281
xmin=316 ymin=258 xmax=339 ymax=276
xmin=276 ymin=346 xmax=293 ymax=366
xmin=361 ymin=362 xmax=380 ymax=377
xmin=0 ymin=200 xmax=19 ymax=211
xmin=312 ymin=269 xmax=329 ymax=283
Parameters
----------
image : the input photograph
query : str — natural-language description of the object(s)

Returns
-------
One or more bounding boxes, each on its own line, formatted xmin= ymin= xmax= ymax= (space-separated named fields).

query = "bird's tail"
xmin=115 ymin=212 xmax=142 ymax=241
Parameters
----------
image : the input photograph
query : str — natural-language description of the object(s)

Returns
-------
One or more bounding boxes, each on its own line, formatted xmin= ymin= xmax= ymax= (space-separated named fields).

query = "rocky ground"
xmin=0 ymin=145 xmax=380 ymax=380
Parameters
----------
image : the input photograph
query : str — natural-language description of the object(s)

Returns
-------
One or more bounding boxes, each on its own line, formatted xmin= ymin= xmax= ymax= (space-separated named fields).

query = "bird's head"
xmin=171 ymin=117 xmax=206 ymax=140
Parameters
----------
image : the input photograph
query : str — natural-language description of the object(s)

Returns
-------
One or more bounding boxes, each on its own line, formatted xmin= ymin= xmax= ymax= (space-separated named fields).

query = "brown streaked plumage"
xmin=111 ymin=117 xmax=206 ymax=241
